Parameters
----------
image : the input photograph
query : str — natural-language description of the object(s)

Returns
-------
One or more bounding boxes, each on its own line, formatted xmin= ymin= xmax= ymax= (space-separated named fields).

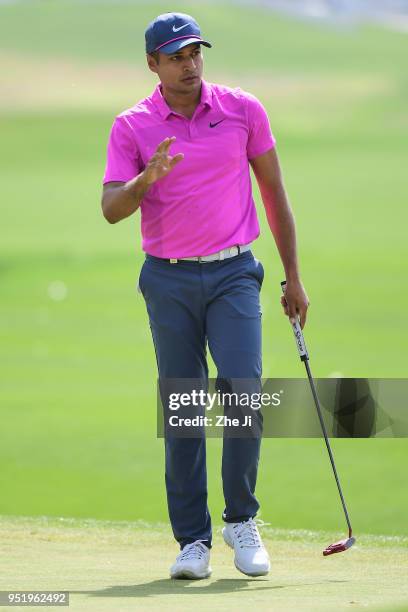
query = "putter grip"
xmin=281 ymin=280 xmax=309 ymax=361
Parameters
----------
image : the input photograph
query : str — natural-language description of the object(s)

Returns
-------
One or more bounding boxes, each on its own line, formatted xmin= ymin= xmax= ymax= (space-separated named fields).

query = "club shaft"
xmin=304 ymin=359 xmax=353 ymax=538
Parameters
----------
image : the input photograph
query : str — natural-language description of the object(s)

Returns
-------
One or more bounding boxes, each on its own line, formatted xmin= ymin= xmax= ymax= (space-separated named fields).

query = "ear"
xmin=146 ymin=54 xmax=158 ymax=74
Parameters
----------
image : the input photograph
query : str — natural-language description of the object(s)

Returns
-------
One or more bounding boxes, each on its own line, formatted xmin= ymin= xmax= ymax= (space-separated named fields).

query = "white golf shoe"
xmin=170 ymin=540 xmax=212 ymax=579
xmin=222 ymin=518 xmax=270 ymax=576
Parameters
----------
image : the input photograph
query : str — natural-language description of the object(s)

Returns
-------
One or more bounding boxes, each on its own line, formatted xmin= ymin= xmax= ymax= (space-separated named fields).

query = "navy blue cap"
xmin=145 ymin=12 xmax=212 ymax=55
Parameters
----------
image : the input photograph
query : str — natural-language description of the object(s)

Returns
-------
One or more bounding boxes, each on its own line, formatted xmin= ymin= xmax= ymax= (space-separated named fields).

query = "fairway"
xmin=0 ymin=516 xmax=407 ymax=611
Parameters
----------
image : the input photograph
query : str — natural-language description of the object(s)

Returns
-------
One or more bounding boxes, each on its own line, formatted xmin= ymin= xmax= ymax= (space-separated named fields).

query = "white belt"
xmin=169 ymin=243 xmax=252 ymax=264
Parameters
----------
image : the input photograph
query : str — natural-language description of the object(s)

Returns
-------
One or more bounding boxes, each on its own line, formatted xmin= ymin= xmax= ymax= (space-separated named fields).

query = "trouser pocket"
xmin=137 ymin=260 xmax=146 ymax=294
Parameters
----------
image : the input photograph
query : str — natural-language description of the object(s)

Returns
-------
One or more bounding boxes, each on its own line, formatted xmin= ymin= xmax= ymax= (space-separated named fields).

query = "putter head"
xmin=323 ymin=536 xmax=355 ymax=556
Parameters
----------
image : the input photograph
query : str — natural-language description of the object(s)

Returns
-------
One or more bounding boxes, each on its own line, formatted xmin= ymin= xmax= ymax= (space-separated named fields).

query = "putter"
xmin=281 ymin=280 xmax=356 ymax=556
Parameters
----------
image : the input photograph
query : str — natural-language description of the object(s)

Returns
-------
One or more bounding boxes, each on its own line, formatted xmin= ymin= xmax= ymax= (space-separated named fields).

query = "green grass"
xmin=0 ymin=1 xmax=407 ymax=537
xmin=0 ymin=516 xmax=407 ymax=611
xmin=0 ymin=0 xmax=407 ymax=75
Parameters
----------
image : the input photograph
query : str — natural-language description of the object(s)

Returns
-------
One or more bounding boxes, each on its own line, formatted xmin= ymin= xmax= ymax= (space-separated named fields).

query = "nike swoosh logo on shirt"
xmin=209 ymin=119 xmax=225 ymax=128
xmin=172 ymin=24 xmax=190 ymax=32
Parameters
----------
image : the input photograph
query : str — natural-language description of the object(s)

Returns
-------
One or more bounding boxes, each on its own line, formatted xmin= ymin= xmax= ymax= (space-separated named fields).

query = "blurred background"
xmin=0 ymin=0 xmax=407 ymax=537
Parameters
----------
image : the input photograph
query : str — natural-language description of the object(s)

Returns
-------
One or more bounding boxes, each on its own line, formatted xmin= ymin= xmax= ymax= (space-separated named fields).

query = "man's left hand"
xmin=280 ymin=279 xmax=310 ymax=329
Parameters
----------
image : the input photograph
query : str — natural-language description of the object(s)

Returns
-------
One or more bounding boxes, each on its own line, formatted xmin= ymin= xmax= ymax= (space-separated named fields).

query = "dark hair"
xmin=148 ymin=51 xmax=160 ymax=64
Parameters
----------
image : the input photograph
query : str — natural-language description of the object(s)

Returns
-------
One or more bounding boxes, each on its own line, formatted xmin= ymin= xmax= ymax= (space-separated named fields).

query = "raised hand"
xmin=143 ymin=137 xmax=184 ymax=186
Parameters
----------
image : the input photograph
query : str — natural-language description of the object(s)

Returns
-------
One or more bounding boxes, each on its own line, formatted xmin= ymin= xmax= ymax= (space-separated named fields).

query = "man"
xmin=101 ymin=12 xmax=309 ymax=580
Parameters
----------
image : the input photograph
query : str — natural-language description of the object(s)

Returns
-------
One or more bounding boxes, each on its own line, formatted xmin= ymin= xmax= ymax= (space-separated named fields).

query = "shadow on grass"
xmin=74 ymin=578 xmax=349 ymax=598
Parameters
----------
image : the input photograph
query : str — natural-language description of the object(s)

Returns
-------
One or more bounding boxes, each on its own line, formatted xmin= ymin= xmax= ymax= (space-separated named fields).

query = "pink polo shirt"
xmin=103 ymin=79 xmax=276 ymax=258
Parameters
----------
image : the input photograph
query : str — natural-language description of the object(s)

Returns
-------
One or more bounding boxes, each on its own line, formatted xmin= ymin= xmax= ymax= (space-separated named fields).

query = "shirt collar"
xmin=152 ymin=78 xmax=213 ymax=119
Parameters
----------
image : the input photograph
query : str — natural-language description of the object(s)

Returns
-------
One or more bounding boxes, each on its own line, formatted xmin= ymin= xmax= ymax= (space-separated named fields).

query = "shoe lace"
xmin=178 ymin=540 xmax=208 ymax=561
xmin=233 ymin=517 xmax=266 ymax=548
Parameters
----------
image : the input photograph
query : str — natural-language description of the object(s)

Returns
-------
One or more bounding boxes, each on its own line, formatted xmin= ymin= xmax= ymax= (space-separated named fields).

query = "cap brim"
xmin=159 ymin=38 xmax=212 ymax=54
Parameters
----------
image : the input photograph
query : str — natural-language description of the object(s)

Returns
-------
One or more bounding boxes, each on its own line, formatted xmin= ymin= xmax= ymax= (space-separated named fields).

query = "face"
xmin=147 ymin=43 xmax=203 ymax=94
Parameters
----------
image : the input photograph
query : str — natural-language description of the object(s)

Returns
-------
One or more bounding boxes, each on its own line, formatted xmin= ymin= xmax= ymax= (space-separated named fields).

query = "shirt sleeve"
xmin=102 ymin=115 xmax=141 ymax=184
xmin=244 ymin=91 xmax=276 ymax=161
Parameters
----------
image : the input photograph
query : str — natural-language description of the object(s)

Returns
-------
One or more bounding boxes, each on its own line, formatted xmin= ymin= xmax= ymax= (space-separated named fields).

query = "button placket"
xmin=189 ymin=104 xmax=206 ymax=139
xmin=189 ymin=121 xmax=199 ymax=139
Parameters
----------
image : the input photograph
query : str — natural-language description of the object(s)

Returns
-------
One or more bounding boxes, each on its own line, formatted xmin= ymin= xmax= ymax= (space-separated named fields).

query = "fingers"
xmin=281 ymin=282 xmax=310 ymax=329
xmin=298 ymin=293 xmax=310 ymax=329
xmin=169 ymin=153 xmax=184 ymax=168
xmin=299 ymin=306 xmax=308 ymax=329
xmin=287 ymin=302 xmax=298 ymax=322
xmin=280 ymin=295 xmax=289 ymax=316
xmin=156 ymin=137 xmax=170 ymax=154
xmin=281 ymin=296 xmax=308 ymax=328
xmin=156 ymin=136 xmax=176 ymax=154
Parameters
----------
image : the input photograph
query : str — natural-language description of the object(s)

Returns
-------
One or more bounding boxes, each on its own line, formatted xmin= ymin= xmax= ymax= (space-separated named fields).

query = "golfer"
xmin=102 ymin=12 xmax=309 ymax=579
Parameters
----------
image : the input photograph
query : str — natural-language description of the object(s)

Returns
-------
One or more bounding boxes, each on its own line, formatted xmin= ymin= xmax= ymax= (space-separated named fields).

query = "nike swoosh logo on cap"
xmin=172 ymin=23 xmax=190 ymax=32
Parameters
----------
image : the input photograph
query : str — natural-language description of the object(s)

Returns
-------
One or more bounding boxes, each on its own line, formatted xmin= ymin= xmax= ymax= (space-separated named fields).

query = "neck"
xmin=161 ymin=81 xmax=202 ymax=113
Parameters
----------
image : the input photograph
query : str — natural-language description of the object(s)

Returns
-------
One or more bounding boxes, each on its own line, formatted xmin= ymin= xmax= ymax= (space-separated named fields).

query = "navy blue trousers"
xmin=138 ymin=249 xmax=264 ymax=549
